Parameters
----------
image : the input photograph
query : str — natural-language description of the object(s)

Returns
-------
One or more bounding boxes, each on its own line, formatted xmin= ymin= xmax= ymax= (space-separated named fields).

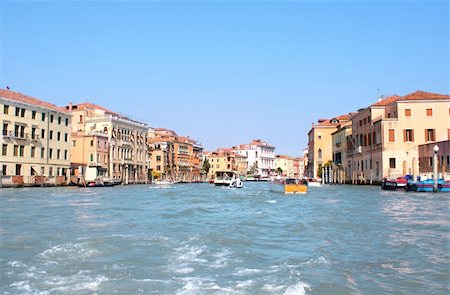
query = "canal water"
xmin=1 ymin=183 xmax=449 ymax=294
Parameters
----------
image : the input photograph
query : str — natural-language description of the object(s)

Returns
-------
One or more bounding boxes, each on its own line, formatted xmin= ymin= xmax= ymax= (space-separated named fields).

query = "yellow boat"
xmin=272 ymin=178 xmax=308 ymax=194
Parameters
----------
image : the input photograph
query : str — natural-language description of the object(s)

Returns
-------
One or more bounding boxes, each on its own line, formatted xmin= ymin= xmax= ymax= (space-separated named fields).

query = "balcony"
xmin=1 ymin=130 xmax=28 ymax=140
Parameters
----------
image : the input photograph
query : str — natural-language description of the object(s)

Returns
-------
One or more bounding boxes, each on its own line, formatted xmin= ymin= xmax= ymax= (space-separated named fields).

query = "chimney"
xmin=68 ymin=102 xmax=73 ymax=111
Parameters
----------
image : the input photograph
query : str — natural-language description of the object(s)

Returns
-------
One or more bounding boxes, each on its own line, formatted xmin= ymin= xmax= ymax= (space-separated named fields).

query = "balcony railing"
xmin=2 ymin=130 xmax=28 ymax=140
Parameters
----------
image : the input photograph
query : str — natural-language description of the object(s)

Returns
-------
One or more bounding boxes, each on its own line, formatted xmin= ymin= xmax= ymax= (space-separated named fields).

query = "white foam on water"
xmin=236 ymin=280 xmax=255 ymax=289
xmin=9 ymin=280 xmax=31 ymax=292
xmin=235 ymin=268 xmax=262 ymax=276
xmin=175 ymin=267 xmax=195 ymax=274
xmin=7 ymin=261 xmax=27 ymax=268
xmin=210 ymin=248 xmax=233 ymax=269
xmin=263 ymin=284 xmax=286 ymax=292
xmin=37 ymin=242 xmax=99 ymax=262
xmin=284 ymin=282 xmax=311 ymax=295
xmin=44 ymin=273 xmax=108 ymax=293
xmin=175 ymin=277 xmax=223 ymax=295
xmin=302 ymin=256 xmax=330 ymax=266
xmin=267 ymin=200 xmax=277 ymax=203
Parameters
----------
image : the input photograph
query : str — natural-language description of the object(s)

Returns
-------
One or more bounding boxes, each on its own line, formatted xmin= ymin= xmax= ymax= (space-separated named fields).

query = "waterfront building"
xmin=70 ymin=131 xmax=109 ymax=181
xmin=0 ymin=89 xmax=71 ymax=186
xmin=275 ymin=155 xmax=297 ymax=177
xmin=307 ymin=115 xmax=351 ymax=179
xmin=148 ymin=128 xmax=203 ymax=182
xmin=348 ymin=91 xmax=450 ymax=183
xmin=418 ymin=140 xmax=450 ymax=180
xmin=331 ymin=119 xmax=353 ymax=183
xmin=206 ymin=148 xmax=245 ymax=181
xmin=233 ymin=139 xmax=276 ymax=178
xmin=67 ymin=103 xmax=149 ymax=184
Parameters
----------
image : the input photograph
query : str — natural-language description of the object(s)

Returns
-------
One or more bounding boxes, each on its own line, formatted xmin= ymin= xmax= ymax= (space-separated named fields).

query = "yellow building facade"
xmin=0 ymin=89 xmax=71 ymax=186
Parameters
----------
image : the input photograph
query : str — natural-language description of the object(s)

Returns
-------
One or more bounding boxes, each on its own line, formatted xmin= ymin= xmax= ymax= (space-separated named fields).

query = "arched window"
xmin=318 ymin=149 xmax=322 ymax=159
xmin=90 ymin=153 xmax=94 ymax=162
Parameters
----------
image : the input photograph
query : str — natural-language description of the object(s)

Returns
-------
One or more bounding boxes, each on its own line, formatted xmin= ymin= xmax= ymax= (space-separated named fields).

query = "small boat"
xmin=272 ymin=177 xmax=308 ymax=194
xmin=153 ymin=179 xmax=175 ymax=186
xmin=214 ymin=171 xmax=238 ymax=186
xmin=381 ymin=177 xmax=408 ymax=190
xmin=73 ymin=177 xmax=121 ymax=187
xmin=229 ymin=177 xmax=243 ymax=188
xmin=405 ymin=178 xmax=450 ymax=192
xmin=306 ymin=178 xmax=322 ymax=187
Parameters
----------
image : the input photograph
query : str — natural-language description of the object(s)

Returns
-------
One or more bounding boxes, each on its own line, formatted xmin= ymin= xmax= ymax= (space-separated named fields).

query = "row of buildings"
xmin=204 ymin=140 xmax=306 ymax=181
xmin=0 ymin=88 xmax=304 ymax=187
xmin=306 ymin=91 xmax=450 ymax=183
xmin=0 ymin=89 xmax=205 ymax=186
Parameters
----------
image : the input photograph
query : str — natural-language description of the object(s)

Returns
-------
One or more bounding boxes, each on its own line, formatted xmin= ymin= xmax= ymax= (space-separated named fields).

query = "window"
xmin=404 ymin=129 xmax=414 ymax=142
xmin=2 ymin=123 xmax=8 ymax=136
xmin=15 ymin=164 xmax=22 ymax=176
xmin=49 ymin=167 xmax=53 ymax=176
xmin=64 ymin=133 xmax=68 ymax=142
xmin=2 ymin=165 xmax=6 ymax=175
xmin=359 ymin=120 xmax=362 ymax=126
xmin=31 ymin=127 xmax=36 ymax=140
xmin=32 ymin=110 xmax=36 ymax=119
xmin=79 ymin=115 xmax=83 ymax=123
xmin=50 ymin=114 xmax=54 ymax=123
xmin=13 ymin=145 xmax=18 ymax=156
xmin=41 ymin=129 xmax=45 ymax=139
xmin=90 ymin=140 xmax=94 ymax=146
xmin=90 ymin=153 xmax=94 ymax=161
xmin=42 ymin=113 xmax=46 ymax=121
xmin=426 ymin=108 xmax=433 ymax=116
xmin=156 ymin=155 xmax=161 ymax=161
xmin=15 ymin=107 xmax=20 ymax=116
xmin=57 ymin=149 xmax=60 ymax=159
xmin=64 ymin=150 xmax=68 ymax=160
xmin=19 ymin=145 xmax=24 ymax=157
xmin=318 ymin=149 xmax=322 ymax=159
xmin=389 ymin=158 xmax=396 ymax=169
xmin=73 ymin=140 xmax=76 ymax=147
xmin=31 ymin=147 xmax=35 ymax=158
xmin=20 ymin=109 xmax=25 ymax=117
xmin=4 ymin=105 xmax=9 ymax=114
xmin=57 ymin=132 xmax=61 ymax=141
xmin=65 ymin=118 xmax=69 ymax=126
xmin=388 ymin=129 xmax=395 ymax=142
xmin=363 ymin=118 xmax=366 ymax=124
xmin=429 ymin=157 xmax=433 ymax=167
xmin=49 ymin=148 xmax=53 ymax=159
xmin=58 ymin=116 xmax=61 ymax=124
xmin=2 ymin=144 xmax=7 ymax=156
xmin=405 ymin=109 xmax=411 ymax=116
xmin=425 ymin=129 xmax=435 ymax=141
xmin=49 ymin=130 xmax=53 ymax=140
xmin=156 ymin=165 xmax=161 ymax=171
xmin=41 ymin=148 xmax=45 ymax=158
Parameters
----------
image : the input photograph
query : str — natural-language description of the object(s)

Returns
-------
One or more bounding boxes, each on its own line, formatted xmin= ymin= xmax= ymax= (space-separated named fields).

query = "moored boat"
xmin=306 ymin=178 xmax=322 ymax=187
xmin=272 ymin=177 xmax=308 ymax=194
xmin=381 ymin=176 xmax=408 ymax=190
xmin=405 ymin=178 xmax=450 ymax=192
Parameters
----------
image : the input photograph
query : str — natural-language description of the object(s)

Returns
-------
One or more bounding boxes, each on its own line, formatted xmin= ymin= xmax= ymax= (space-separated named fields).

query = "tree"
xmin=276 ymin=167 xmax=283 ymax=175
xmin=248 ymin=163 xmax=258 ymax=175
xmin=202 ymin=158 xmax=210 ymax=175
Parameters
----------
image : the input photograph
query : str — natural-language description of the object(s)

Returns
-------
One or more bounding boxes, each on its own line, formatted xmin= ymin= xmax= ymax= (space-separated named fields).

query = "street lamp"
xmin=433 ymin=145 xmax=439 ymax=192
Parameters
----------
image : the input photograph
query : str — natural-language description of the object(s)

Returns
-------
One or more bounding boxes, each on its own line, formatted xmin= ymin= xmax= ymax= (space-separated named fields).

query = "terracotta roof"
xmin=72 ymin=102 xmax=122 ymax=117
xmin=371 ymin=95 xmax=402 ymax=107
xmin=401 ymin=90 xmax=450 ymax=101
xmin=0 ymin=88 xmax=69 ymax=113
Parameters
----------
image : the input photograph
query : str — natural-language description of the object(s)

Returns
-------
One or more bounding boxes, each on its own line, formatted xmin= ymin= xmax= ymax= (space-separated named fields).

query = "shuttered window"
xmin=388 ymin=129 xmax=395 ymax=142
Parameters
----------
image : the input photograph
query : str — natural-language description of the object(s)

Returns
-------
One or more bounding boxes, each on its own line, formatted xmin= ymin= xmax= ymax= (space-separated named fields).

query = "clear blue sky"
xmin=1 ymin=1 xmax=448 ymax=155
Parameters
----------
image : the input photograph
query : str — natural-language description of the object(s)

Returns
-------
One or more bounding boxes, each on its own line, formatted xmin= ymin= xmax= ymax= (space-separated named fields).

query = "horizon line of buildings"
xmin=0 ymin=88 xmax=304 ymax=187
xmin=306 ymin=90 xmax=450 ymax=183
